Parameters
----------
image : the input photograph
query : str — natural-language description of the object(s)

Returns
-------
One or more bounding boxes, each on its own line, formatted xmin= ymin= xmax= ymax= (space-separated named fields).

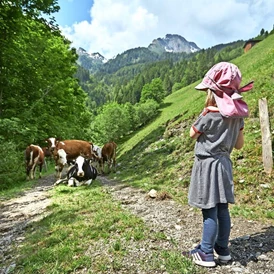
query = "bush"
xmin=134 ymin=99 xmax=159 ymax=127
xmin=0 ymin=139 xmax=25 ymax=190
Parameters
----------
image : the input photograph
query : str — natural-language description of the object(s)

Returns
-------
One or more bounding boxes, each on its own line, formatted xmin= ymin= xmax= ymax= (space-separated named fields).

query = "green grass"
xmin=9 ymin=182 xmax=198 ymax=273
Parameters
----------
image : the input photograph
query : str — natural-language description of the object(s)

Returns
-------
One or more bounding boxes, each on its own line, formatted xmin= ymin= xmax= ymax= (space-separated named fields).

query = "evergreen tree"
xmin=163 ymin=74 xmax=173 ymax=95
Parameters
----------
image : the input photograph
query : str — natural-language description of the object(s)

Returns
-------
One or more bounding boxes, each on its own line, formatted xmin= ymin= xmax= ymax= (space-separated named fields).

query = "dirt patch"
xmin=1 ymin=175 xmax=274 ymax=273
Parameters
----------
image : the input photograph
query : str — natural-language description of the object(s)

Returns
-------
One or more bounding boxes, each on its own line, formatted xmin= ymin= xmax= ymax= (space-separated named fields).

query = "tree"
xmin=0 ymin=17 xmax=91 ymax=147
xmin=124 ymin=102 xmax=138 ymax=130
xmin=181 ymin=61 xmax=197 ymax=87
xmin=163 ymin=74 xmax=173 ymax=95
xmin=0 ymin=0 xmax=68 ymax=187
xmin=0 ymin=1 xmax=60 ymax=99
xmin=140 ymin=78 xmax=164 ymax=104
xmin=91 ymin=103 xmax=131 ymax=143
xmin=134 ymin=100 xmax=159 ymax=127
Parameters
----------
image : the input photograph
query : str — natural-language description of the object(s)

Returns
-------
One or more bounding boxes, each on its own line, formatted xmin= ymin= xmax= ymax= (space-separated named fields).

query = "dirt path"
xmin=1 ymin=175 xmax=274 ymax=274
xmin=0 ymin=176 xmax=54 ymax=274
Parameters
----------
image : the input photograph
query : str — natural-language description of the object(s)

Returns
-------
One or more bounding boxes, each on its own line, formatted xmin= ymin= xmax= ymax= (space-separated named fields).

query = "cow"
xmin=53 ymin=139 xmax=96 ymax=179
xmin=41 ymin=147 xmax=52 ymax=172
xmin=25 ymin=144 xmax=45 ymax=180
xmin=91 ymin=144 xmax=103 ymax=173
xmin=93 ymin=144 xmax=102 ymax=159
xmin=45 ymin=137 xmax=59 ymax=152
xmin=55 ymin=156 xmax=97 ymax=187
xmin=101 ymin=141 xmax=117 ymax=174
xmin=54 ymin=148 xmax=68 ymax=178
xmin=42 ymin=146 xmax=53 ymax=158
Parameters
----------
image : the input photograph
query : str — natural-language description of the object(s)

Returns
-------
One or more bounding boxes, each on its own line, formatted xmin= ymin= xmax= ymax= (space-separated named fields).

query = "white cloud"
xmin=60 ymin=0 xmax=274 ymax=59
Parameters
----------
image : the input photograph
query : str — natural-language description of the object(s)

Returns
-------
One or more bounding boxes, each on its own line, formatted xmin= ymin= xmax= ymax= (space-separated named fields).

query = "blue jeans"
xmin=200 ymin=203 xmax=231 ymax=254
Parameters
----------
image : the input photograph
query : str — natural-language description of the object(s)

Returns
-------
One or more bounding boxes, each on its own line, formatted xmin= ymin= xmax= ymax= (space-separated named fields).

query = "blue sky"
xmin=54 ymin=0 xmax=92 ymax=26
xmin=52 ymin=0 xmax=274 ymax=59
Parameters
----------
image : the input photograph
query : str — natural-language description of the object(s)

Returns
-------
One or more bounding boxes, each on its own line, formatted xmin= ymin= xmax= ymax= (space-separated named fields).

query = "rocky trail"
xmin=1 ymin=174 xmax=274 ymax=274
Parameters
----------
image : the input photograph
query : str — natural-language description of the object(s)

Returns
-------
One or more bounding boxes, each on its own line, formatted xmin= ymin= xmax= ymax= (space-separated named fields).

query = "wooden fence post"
xmin=258 ymin=98 xmax=273 ymax=174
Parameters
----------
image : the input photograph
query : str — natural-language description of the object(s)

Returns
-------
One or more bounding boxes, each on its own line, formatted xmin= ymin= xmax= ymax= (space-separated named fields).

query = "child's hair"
xmin=205 ymin=89 xmax=217 ymax=107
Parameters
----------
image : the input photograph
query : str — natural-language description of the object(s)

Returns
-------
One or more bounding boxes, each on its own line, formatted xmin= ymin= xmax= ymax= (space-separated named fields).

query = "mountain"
xmin=76 ymin=34 xmax=200 ymax=73
xmin=148 ymin=34 xmax=200 ymax=54
xmin=76 ymin=47 xmax=107 ymax=73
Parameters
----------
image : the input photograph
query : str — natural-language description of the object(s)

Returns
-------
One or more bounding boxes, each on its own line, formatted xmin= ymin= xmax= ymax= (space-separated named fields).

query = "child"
xmin=184 ymin=62 xmax=253 ymax=267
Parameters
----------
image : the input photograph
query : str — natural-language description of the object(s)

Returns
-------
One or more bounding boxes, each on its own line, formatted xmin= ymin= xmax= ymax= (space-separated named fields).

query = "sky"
xmin=53 ymin=0 xmax=274 ymax=59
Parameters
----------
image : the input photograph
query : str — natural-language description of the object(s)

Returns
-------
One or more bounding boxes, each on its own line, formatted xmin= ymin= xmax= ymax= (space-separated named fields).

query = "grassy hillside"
xmin=114 ymin=34 xmax=274 ymax=221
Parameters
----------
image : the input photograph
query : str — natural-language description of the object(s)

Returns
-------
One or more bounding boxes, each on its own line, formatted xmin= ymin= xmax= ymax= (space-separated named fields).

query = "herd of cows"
xmin=24 ymin=138 xmax=117 ymax=187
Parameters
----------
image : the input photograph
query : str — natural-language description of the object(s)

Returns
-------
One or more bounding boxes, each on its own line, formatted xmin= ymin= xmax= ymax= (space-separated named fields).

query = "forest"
xmin=0 ymin=0 xmax=272 ymax=188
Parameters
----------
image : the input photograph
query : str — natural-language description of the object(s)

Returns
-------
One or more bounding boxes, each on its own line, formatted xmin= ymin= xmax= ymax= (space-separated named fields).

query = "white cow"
xmin=54 ymin=149 xmax=67 ymax=179
xmin=92 ymin=144 xmax=102 ymax=172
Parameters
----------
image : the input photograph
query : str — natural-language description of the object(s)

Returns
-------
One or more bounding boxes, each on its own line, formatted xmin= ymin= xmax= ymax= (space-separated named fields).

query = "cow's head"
xmin=45 ymin=137 xmax=59 ymax=152
xmin=74 ymin=156 xmax=89 ymax=177
xmin=42 ymin=147 xmax=52 ymax=158
xmin=92 ymin=144 xmax=102 ymax=158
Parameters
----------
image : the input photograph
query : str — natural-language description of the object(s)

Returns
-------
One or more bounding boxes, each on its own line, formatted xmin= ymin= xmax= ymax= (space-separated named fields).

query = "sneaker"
xmin=214 ymin=243 xmax=232 ymax=262
xmin=182 ymin=245 xmax=216 ymax=267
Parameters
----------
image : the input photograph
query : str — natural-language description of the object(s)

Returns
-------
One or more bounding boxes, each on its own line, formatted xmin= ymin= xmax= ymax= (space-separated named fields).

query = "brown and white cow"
xmin=42 ymin=146 xmax=53 ymax=158
xmin=53 ymin=139 xmax=96 ymax=179
xmin=101 ymin=141 xmax=117 ymax=174
xmin=25 ymin=144 xmax=45 ymax=180
xmin=45 ymin=137 xmax=59 ymax=152
xmin=41 ymin=146 xmax=52 ymax=171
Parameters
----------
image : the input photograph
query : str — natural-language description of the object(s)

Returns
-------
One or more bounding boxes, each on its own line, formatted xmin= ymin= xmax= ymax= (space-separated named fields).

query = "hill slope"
xmin=113 ymin=34 xmax=274 ymax=220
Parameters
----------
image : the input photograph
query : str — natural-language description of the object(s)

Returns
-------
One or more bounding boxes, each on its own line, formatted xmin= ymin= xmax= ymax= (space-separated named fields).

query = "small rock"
xmin=148 ymin=189 xmax=157 ymax=198
xmin=231 ymin=267 xmax=244 ymax=272
xmin=258 ymin=254 xmax=269 ymax=261
xmin=238 ymin=235 xmax=251 ymax=241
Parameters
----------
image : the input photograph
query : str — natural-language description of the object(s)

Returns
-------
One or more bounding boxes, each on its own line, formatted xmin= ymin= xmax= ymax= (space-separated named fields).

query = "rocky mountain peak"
xmin=148 ymin=34 xmax=200 ymax=54
xmin=76 ymin=48 xmax=108 ymax=63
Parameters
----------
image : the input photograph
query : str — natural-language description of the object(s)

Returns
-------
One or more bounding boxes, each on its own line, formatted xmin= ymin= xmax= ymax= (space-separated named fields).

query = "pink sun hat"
xmin=195 ymin=62 xmax=254 ymax=118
